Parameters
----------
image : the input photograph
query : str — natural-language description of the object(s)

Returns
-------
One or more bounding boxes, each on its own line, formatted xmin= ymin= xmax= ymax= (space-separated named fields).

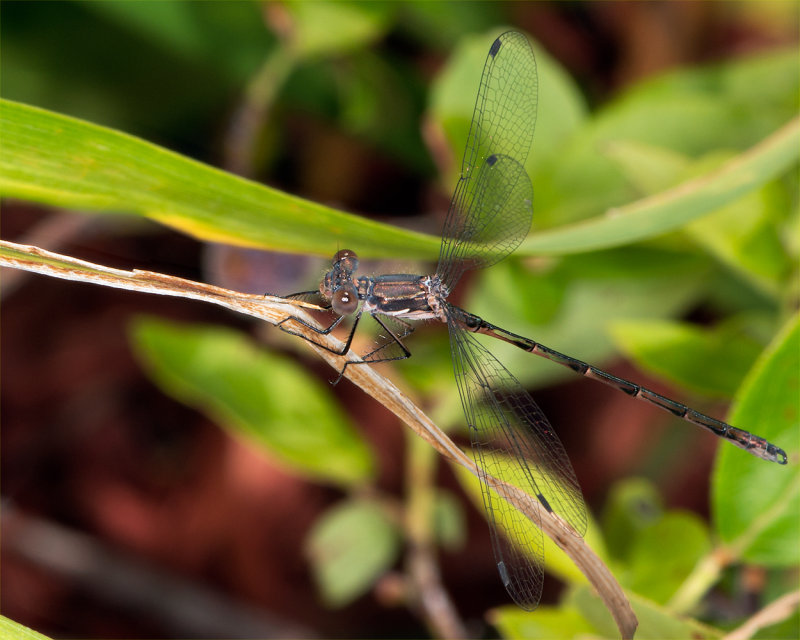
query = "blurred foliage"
xmin=2 ymin=1 xmax=798 ymax=637
xmin=306 ymin=498 xmax=401 ymax=607
xmin=608 ymin=318 xmax=765 ymax=397
xmin=625 ymin=511 xmax=712 ymax=604
xmin=713 ymin=314 xmax=800 ymax=567
xmin=495 ymin=587 xmax=725 ymax=640
xmin=1 ymin=1 xmax=272 ymax=146
xmin=0 ymin=98 xmax=441 ymax=257
xmin=130 ymin=317 xmax=374 ymax=487
xmin=430 ymin=488 xmax=467 ymax=551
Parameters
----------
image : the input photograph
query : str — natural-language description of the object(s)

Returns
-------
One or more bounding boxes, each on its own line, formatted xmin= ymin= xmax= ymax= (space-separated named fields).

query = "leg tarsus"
xmin=330 ymin=363 xmax=348 ymax=386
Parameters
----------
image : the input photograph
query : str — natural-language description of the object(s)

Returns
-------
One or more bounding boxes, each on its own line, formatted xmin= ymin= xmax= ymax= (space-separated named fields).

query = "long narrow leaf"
xmin=0 ymin=99 xmax=438 ymax=258
xmin=523 ymin=117 xmax=800 ymax=254
xmin=2 ymin=101 xmax=797 ymax=261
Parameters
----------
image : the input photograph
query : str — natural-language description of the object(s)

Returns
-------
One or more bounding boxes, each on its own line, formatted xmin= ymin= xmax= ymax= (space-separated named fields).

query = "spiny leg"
xmin=277 ymin=310 xmax=351 ymax=349
xmin=333 ymin=315 xmax=416 ymax=384
xmin=276 ymin=286 xmax=363 ymax=364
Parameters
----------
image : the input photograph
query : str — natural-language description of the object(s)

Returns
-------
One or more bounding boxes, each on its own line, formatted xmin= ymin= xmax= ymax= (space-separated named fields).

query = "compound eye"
xmin=333 ymin=249 xmax=358 ymax=272
xmin=334 ymin=248 xmax=357 ymax=262
xmin=331 ymin=283 xmax=359 ymax=315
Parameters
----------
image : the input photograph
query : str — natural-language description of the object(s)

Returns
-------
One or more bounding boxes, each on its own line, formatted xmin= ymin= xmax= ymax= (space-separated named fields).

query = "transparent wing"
xmin=436 ymin=154 xmax=533 ymax=289
xmin=447 ymin=307 xmax=587 ymax=610
xmin=437 ymin=31 xmax=538 ymax=291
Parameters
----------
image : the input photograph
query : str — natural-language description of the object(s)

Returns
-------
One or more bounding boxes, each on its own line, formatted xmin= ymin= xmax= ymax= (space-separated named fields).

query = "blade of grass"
xmin=523 ymin=117 xmax=800 ymax=255
xmin=1 ymin=100 xmax=796 ymax=262
xmin=0 ymin=99 xmax=438 ymax=259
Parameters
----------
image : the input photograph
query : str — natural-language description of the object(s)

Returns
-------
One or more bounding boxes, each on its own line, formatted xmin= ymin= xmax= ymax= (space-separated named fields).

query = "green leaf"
xmin=608 ymin=318 xmax=764 ymax=398
xmin=0 ymin=99 xmax=438 ymax=259
xmin=535 ymin=48 xmax=799 ymax=229
xmin=429 ymin=29 xmax=587 ymax=186
xmin=685 ymin=177 xmax=791 ymax=296
xmin=479 ymin=258 xmax=568 ymax=327
xmin=468 ymin=248 xmax=709 ymax=389
xmin=0 ymin=616 xmax=52 ymax=640
xmin=129 ymin=317 xmax=374 ymax=487
xmin=522 ymin=117 xmax=800 ymax=255
xmin=712 ymin=313 xmax=800 ymax=566
xmin=283 ymin=1 xmax=392 ymax=58
xmin=628 ymin=48 xmax=800 ymax=144
xmin=627 ymin=512 xmax=711 ymax=605
xmin=432 ymin=489 xmax=466 ymax=550
xmin=571 ymin=586 xmax=723 ymax=639
xmin=306 ymin=498 xmax=400 ymax=607
xmin=601 ymin=478 xmax=664 ymax=563
xmin=573 ymin=587 xmax=720 ymax=639
xmin=401 ymin=2 xmax=503 ymax=45
xmin=2 ymin=98 xmax=797 ymax=260
xmin=608 ymin=142 xmax=792 ymax=297
xmin=491 ymin=604 xmax=594 ymax=639
xmin=603 ymin=140 xmax=689 ymax=195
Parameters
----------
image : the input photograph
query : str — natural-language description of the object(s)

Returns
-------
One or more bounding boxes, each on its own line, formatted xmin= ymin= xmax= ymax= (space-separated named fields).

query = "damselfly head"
xmin=320 ymin=250 xmax=359 ymax=306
